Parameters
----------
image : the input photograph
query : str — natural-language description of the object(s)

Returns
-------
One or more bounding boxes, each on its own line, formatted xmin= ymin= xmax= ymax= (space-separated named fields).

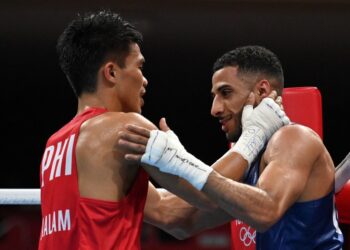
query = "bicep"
xmin=258 ymin=127 xmax=320 ymax=217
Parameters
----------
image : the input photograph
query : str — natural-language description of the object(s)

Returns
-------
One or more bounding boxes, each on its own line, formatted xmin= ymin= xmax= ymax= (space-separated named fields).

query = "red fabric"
xmin=282 ymin=86 xmax=323 ymax=139
xmin=230 ymin=87 xmax=323 ymax=250
xmin=336 ymin=180 xmax=350 ymax=225
xmin=39 ymin=107 xmax=148 ymax=250
xmin=230 ymin=220 xmax=256 ymax=250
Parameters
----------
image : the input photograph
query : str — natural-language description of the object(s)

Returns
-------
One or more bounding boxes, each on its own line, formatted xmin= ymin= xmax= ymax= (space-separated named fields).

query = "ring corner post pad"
xmin=282 ymin=86 xmax=323 ymax=139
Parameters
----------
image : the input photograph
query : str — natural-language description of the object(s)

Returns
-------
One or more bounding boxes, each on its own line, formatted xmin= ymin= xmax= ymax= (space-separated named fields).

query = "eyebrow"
xmin=212 ymin=83 xmax=231 ymax=93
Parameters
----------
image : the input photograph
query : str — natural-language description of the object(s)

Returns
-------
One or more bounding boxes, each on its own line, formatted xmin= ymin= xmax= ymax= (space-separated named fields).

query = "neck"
xmin=77 ymin=94 xmax=103 ymax=114
xmin=77 ymin=92 xmax=122 ymax=115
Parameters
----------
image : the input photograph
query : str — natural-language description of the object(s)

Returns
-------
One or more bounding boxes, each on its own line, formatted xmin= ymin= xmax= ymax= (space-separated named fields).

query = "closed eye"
xmin=219 ymin=87 xmax=232 ymax=97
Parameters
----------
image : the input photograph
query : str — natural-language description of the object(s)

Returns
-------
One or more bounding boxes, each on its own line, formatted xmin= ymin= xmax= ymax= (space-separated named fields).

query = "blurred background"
xmin=1 ymin=0 xmax=349 ymax=249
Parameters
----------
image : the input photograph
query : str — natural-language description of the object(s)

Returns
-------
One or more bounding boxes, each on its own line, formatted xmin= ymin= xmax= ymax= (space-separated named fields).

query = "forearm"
xmin=143 ymin=164 xmax=217 ymax=210
xmin=143 ymin=150 xmax=249 ymax=211
xmin=335 ymin=152 xmax=350 ymax=193
xmin=202 ymin=171 xmax=278 ymax=232
xmin=146 ymin=192 xmax=232 ymax=240
xmin=165 ymin=206 xmax=232 ymax=240
xmin=144 ymin=191 xmax=197 ymax=234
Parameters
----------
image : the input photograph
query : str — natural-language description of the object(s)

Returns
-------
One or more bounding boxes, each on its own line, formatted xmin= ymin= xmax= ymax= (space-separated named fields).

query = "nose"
xmin=211 ymin=95 xmax=224 ymax=117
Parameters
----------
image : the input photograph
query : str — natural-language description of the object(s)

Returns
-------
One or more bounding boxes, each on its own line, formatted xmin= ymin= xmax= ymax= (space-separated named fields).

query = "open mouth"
xmin=219 ymin=115 xmax=232 ymax=132
xmin=219 ymin=115 xmax=232 ymax=125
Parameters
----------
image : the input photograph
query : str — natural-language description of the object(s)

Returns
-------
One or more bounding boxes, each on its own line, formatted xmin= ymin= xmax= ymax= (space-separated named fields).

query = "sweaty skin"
xmin=118 ymin=66 xmax=335 ymax=235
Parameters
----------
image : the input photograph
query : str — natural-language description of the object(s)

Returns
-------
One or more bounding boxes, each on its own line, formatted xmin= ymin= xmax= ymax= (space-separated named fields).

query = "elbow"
xmin=254 ymin=223 xmax=273 ymax=233
xmin=250 ymin=209 xmax=280 ymax=233
xmin=158 ymin=223 xmax=193 ymax=240
xmin=170 ymin=230 xmax=192 ymax=240
xmin=156 ymin=214 xmax=200 ymax=240
xmin=144 ymin=212 xmax=188 ymax=240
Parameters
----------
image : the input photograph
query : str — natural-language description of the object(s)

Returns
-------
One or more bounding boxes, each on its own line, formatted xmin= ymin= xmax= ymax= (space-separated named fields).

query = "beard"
xmin=225 ymin=110 xmax=243 ymax=142
xmin=225 ymin=125 xmax=242 ymax=143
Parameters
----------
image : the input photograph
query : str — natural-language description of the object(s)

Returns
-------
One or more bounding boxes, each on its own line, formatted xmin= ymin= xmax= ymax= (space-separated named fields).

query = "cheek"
xmin=123 ymin=74 xmax=142 ymax=94
xmin=226 ymin=99 xmax=245 ymax=114
xmin=121 ymin=70 xmax=143 ymax=86
xmin=130 ymin=75 xmax=143 ymax=93
xmin=233 ymin=93 xmax=249 ymax=111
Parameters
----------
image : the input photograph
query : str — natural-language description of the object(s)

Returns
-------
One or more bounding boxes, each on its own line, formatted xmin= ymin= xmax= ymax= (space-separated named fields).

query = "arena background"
xmin=1 ymin=0 xmax=349 ymax=249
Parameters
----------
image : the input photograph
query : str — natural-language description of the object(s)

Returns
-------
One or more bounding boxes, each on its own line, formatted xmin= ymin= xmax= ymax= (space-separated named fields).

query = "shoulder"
xmin=264 ymin=124 xmax=324 ymax=163
xmin=270 ymin=124 xmax=322 ymax=147
xmin=121 ymin=112 xmax=157 ymax=130
xmin=79 ymin=112 xmax=156 ymax=143
xmin=83 ymin=111 xmax=156 ymax=131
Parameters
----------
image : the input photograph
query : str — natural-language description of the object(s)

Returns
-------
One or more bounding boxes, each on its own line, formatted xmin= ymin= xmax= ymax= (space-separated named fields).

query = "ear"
xmin=254 ymin=79 xmax=272 ymax=103
xmin=102 ymin=62 xmax=119 ymax=84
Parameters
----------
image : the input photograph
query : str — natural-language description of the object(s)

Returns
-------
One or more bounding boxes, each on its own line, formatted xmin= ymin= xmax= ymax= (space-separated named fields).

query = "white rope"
xmin=0 ymin=189 xmax=40 ymax=205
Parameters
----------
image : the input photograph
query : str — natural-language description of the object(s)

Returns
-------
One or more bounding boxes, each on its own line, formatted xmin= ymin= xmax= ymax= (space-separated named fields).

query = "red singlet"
xmin=39 ymin=108 xmax=148 ymax=250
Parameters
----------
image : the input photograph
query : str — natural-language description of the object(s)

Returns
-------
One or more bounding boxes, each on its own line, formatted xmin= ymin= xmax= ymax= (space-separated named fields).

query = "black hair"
xmin=213 ymin=45 xmax=284 ymax=90
xmin=56 ymin=10 xmax=143 ymax=97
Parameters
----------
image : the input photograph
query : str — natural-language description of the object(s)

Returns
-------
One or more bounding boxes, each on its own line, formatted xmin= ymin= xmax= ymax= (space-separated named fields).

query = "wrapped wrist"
xmin=231 ymin=125 xmax=266 ymax=165
xmin=141 ymin=130 xmax=213 ymax=190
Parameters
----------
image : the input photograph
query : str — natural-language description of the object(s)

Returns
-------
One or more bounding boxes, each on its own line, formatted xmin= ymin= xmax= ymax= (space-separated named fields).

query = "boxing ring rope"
xmin=0 ymin=189 xmax=40 ymax=205
xmin=0 ymin=89 xmax=325 ymax=207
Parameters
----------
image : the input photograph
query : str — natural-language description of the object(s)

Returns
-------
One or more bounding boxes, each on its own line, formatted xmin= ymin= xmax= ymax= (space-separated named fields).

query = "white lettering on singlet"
xmin=40 ymin=209 xmax=71 ymax=239
xmin=41 ymin=134 xmax=75 ymax=187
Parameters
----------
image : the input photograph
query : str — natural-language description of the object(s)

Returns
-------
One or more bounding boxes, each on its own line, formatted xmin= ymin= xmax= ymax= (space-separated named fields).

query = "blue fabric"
xmin=244 ymin=150 xmax=344 ymax=250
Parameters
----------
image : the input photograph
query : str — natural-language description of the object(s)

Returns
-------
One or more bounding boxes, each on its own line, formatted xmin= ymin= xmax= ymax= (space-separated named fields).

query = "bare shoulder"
xmin=79 ymin=111 xmax=156 ymax=146
xmin=83 ymin=111 xmax=156 ymax=133
xmin=264 ymin=124 xmax=324 ymax=164
xmin=117 ymin=112 xmax=157 ymax=130
xmin=270 ymin=124 xmax=323 ymax=148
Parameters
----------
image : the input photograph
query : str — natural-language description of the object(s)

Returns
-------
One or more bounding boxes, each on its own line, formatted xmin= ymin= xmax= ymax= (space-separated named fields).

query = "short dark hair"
xmin=213 ymin=45 xmax=284 ymax=92
xmin=56 ymin=10 xmax=143 ymax=97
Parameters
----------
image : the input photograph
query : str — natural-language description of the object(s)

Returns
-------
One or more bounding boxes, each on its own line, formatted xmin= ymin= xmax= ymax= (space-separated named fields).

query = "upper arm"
xmin=78 ymin=111 xmax=157 ymax=155
xmin=112 ymin=112 xmax=157 ymax=160
xmin=199 ymin=125 xmax=325 ymax=231
xmin=76 ymin=112 xmax=157 ymax=199
xmin=257 ymin=125 xmax=322 ymax=219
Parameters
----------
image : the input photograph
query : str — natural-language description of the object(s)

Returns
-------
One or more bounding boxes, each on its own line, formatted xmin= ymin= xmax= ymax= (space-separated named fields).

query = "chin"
xmin=225 ymin=129 xmax=241 ymax=143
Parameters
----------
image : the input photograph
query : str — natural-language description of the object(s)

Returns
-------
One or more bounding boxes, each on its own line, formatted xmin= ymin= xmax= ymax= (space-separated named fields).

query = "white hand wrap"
xmin=141 ymin=130 xmax=213 ymax=190
xmin=232 ymin=97 xmax=290 ymax=166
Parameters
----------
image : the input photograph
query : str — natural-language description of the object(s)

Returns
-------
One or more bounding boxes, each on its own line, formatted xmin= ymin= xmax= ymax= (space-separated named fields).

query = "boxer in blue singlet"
xmin=118 ymin=46 xmax=344 ymax=249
